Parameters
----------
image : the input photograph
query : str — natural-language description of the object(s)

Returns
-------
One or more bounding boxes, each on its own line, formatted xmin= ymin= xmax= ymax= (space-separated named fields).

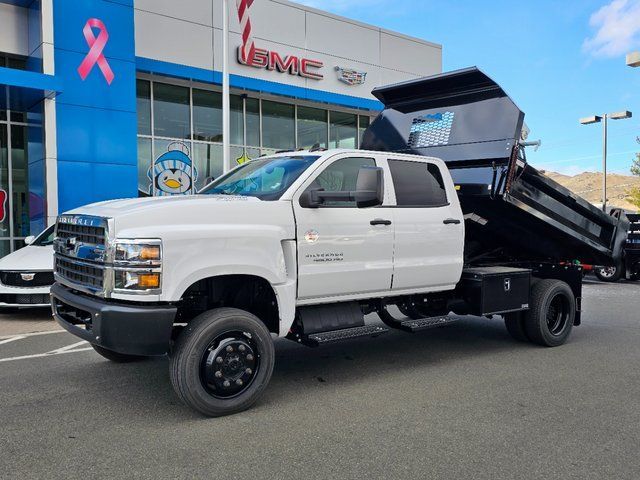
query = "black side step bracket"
xmin=304 ymin=325 xmax=388 ymax=347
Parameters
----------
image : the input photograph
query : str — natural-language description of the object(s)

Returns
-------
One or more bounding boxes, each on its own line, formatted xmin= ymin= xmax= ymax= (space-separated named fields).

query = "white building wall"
xmin=0 ymin=4 xmax=29 ymax=57
xmin=134 ymin=0 xmax=442 ymax=103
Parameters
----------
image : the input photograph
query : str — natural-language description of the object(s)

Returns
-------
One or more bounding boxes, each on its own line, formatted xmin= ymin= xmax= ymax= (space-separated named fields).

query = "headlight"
xmin=114 ymin=270 xmax=161 ymax=291
xmin=113 ymin=240 xmax=162 ymax=293
xmin=115 ymin=240 xmax=161 ymax=264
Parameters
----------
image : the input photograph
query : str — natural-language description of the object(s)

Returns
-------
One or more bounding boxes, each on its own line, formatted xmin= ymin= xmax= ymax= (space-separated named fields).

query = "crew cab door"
xmin=387 ymin=158 xmax=464 ymax=291
xmin=293 ymin=155 xmax=394 ymax=301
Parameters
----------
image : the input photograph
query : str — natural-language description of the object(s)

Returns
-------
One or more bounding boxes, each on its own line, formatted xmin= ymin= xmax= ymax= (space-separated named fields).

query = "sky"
xmin=298 ymin=0 xmax=640 ymax=176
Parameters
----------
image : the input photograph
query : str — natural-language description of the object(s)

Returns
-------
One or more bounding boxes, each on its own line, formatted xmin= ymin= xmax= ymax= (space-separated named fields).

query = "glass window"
xmin=137 ymin=137 xmax=152 ymax=196
xmin=193 ymin=89 xmax=222 ymax=142
xmin=11 ymin=126 xmax=29 ymax=237
xmin=309 ymin=157 xmax=376 ymax=207
xmin=330 ymin=112 xmax=357 ymax=149
xmin=136 ymin=80 xmax=151 ymax=135
xmin=201 ymin=155 xmax=319 ymax=200
xmin=388 ymin=159 xmax=448 ymax=207
xmin=246 ymin=98 xmax=260 ymax=147
xmin=298 ymin=106 xmax=328 ymax=150
xmin=32 ymin=224 xmax=55 ymax=246
xmin=230 ymin=95 xmax=244 ymax=145
xmin=262 ymin=101 xmax=295 ymax=150
xmin=0 ymin=125 xmax=8 ymax=237
xmin=153 ymin=82 xmax=190 ymax=139
xmin=193 ymin=142 xmax=223 ymax=191
xmin=359 ymin=115 xmax=371 ymax=146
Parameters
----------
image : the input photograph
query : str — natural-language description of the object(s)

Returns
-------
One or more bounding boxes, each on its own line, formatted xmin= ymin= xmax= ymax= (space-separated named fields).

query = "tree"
xmin=630 ymin=137 xmax=640 ymax=209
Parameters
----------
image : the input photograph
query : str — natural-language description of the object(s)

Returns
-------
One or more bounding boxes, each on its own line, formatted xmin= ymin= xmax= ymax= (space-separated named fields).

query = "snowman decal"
xmin=148 ymin=142 xmax=198 ymax=196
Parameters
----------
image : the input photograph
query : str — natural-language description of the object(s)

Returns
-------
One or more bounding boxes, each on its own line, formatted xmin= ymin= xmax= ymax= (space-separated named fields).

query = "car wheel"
xmin=170 ymin=307 xmax=275 ymax=417
xmin=524 ymin=279 xmax=575 ymax=347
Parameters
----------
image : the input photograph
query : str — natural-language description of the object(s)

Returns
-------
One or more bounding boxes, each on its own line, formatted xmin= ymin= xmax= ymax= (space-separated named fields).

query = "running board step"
xmin=305 ymin=325 xmax=389 ymax=346
xmin=399 ymin=316 xmax=457 ymax=332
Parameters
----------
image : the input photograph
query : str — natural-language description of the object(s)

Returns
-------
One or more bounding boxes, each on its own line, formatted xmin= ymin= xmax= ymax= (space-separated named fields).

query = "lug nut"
xmin=226 ymin=345 xmax=234 ymax=353
xmin=238 ymin=345 xmax=246 ymax=352
xmin=245 ymin=368 xmax=252 ymax=375
xmin=223 ymin=380 xmax=230 ymax=388
xmin=236 ymin=379 xmax=243 ymax=386
xmin=214 ymin=371 xmax=223 ymax=378
xmin=246 ymin=354 xmax=254 ymax=361
xmin=216 ymin=356 xmax=223 ymax=364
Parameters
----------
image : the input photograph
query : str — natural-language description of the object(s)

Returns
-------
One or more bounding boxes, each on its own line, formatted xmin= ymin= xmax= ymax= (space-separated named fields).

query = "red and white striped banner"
xmin=236 ymin=0 xmax=256 ymax=65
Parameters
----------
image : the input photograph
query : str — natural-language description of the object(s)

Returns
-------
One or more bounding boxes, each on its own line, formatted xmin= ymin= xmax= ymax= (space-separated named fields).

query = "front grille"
xmin=0 ymin=271 xmax=55 ymax=287
xmin=55 ymin=256 xmax=104 ymax=290
xmin=0 ymin=293 xmax=50 ymax=305
xmin=57 ymin=223 xmax=106 ymax=245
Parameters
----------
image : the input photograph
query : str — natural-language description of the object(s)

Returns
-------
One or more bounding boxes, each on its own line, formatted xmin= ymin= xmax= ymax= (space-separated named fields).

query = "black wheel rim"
xmin=546 ymin=293 xmax=570 ymax=336
xmin=200 ymin=330 xmax=260 ymax=399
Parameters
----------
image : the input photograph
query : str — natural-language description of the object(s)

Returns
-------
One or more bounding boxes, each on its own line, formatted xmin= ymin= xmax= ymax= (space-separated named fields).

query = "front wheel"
xmin=170 ymin=308 xmax=275 ymax=417
xmin=524 ymin=279 xmax=575 ymax=347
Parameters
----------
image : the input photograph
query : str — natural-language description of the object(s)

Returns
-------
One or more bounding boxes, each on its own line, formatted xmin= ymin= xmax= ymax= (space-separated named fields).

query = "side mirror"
xmin=24 ymin=235 xmax=35 ymax=246
xmin=299 ymin=166 xmax=384 ymax=209
xmin=354 ymin=166 xmax=384 ymax=208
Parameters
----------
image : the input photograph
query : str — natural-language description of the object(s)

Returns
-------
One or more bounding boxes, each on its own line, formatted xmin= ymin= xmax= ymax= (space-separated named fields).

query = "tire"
xmin=91 ymin=344 xmax=146 ymax=363
xmin=170 ymin=307 xmax=275 ymax=417
xmin=594 ymin=258 xmax=624 ymax=282
xmin=524 ymin=279 xmax=575 ymax=347
xmin=504 ymin=312 xmax=529 ymax=342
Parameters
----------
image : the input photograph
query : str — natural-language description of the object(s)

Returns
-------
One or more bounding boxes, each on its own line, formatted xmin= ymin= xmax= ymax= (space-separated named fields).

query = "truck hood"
xmin=0 ymin=245 xmax=53 ymax=271
xmin=65 ymin=194 xmax=295 ymax=239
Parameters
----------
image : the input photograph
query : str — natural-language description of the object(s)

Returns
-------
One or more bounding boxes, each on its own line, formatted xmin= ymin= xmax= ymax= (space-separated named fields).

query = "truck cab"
xmin=51 ymin=149 xmax=467 ymax=416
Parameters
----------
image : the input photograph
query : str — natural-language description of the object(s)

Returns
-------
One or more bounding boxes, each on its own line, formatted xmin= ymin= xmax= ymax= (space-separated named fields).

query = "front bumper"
xmin=0 ymin=284 xmax=52 ymax=308
xmin=51 ymin=282 xmax=177 ymax=356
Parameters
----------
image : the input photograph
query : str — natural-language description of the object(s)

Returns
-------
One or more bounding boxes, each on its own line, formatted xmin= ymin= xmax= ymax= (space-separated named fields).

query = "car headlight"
xmin=115 ymin=240 xmax=161 ymax=264
xmin=113 ymin=240 xmax=162 ymax=293
xmin=114 ymin=270 xmax=161 ymax=291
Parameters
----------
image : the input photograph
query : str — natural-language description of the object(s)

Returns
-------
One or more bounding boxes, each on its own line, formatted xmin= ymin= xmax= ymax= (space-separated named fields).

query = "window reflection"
xmin=153 ymin=83 xmax=190 ymax=139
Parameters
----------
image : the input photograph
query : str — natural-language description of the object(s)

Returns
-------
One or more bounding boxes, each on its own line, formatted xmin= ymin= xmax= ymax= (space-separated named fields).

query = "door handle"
xmin=370 ymin=218 xmax=392 ymax=226
xmin=443 ymin=218 xmax=461 ymax=225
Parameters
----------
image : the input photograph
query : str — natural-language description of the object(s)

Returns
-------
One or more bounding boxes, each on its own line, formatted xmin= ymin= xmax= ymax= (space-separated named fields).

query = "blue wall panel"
xmin=54 ymin=0 xmax=137 ymax=213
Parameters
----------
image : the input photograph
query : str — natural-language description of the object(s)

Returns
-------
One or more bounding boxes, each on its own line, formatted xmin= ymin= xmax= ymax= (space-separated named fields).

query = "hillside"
xmin=541 ymin=171 xmax=640 ymax=212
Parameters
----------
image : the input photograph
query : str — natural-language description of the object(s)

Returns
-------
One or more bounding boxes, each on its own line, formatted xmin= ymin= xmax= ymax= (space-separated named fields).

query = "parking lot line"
xmin=0 ymin=346 xmax=93 ymax=364
xmin=0 ymin=335 xmax=26 ymax=345
xmin=0 ymin=330 xmax=65 ymax=341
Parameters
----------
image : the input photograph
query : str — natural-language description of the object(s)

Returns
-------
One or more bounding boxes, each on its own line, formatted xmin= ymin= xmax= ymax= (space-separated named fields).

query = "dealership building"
xmin=0 ymin=0 xmax=442 ymax=256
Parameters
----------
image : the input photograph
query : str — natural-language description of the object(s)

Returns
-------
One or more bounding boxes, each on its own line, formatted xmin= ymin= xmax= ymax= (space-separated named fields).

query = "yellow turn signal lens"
xmin=140 ymin=245 xmax=161 ymax=261
xmin=138 ymin=273 xmax=160 ymax=288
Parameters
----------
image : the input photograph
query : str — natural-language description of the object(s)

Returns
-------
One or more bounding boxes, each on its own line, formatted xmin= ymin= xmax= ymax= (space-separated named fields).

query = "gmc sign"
xmin=237 ymin=47 xmax=324 ymax=80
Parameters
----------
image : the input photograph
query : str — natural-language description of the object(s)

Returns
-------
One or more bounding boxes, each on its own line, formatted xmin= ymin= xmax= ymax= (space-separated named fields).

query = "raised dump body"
xmin=361 ymin=67 xmax=629 ymax=266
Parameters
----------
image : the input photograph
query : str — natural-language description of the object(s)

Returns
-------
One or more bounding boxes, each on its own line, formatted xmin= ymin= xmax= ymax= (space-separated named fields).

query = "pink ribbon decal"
xmin=77 ymin=18 xmax=115 ymax=85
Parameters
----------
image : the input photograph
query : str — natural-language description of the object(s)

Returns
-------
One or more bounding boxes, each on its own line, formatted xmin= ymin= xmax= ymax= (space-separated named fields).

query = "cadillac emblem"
xmin=335 ymin=66 xmax=367 ymax=86
xmin=20 ymin=273 xmax=35 ymax=282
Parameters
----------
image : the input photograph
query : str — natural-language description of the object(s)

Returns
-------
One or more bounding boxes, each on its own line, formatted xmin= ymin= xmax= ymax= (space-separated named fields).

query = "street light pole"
xmin=579 ymin=111 xmax=632 ymax=212
xmin=222 ymin=0 xmax=231 ymax=173
xmin=602 ymin=114 xmax=608 ymax=213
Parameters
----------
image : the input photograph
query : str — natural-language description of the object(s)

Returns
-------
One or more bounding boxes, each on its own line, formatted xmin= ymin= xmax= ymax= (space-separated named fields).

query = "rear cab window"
xmin=388 ymin=159 xmax=448 ymax=207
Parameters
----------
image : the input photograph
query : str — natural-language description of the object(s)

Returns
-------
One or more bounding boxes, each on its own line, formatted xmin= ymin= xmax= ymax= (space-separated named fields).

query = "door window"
xmin=305 ymin=157 xmax=376 ymax=207
xmin=388 ymin=159 xmax=448 ymax=207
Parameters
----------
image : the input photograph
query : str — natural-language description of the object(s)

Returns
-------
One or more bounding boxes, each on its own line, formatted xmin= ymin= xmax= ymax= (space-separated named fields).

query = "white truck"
xmin=53 ymin=149 xmax=575 ymax=416
xmin=52 ymin=69 xmax=628 ymax=416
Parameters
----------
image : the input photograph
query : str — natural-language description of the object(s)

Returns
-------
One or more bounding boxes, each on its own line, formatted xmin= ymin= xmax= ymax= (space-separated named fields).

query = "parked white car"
xmin=0 ymin=225 xmax=55 ymax=309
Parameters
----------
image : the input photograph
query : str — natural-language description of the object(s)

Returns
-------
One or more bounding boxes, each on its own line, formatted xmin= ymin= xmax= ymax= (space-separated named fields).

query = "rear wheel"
xmin=170 ymin=308 xmax=275 ymax=417
xmin=524 ymin=279 xmax=575 ymax=347
xmin=594 ymin=258 xmax=624 ymax=282
xmin=91 ymin=344 xmax=146 ymax=363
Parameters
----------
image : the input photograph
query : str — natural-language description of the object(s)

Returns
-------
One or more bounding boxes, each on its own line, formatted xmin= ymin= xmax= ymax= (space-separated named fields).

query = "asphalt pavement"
xmin=0 ymin=279 xmax=639 ymax=480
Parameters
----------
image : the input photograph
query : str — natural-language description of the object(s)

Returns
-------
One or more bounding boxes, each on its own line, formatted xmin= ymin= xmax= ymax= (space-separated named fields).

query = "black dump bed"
xmin=361 ymin=67 xmax=628 ymax=265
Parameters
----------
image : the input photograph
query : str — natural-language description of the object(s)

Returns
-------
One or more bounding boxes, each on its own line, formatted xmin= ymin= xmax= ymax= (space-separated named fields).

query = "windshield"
xmin=33 ymin=225 xmax=55 ymax=246
xmin=199 ymin=155 xmax=320 ymax=200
